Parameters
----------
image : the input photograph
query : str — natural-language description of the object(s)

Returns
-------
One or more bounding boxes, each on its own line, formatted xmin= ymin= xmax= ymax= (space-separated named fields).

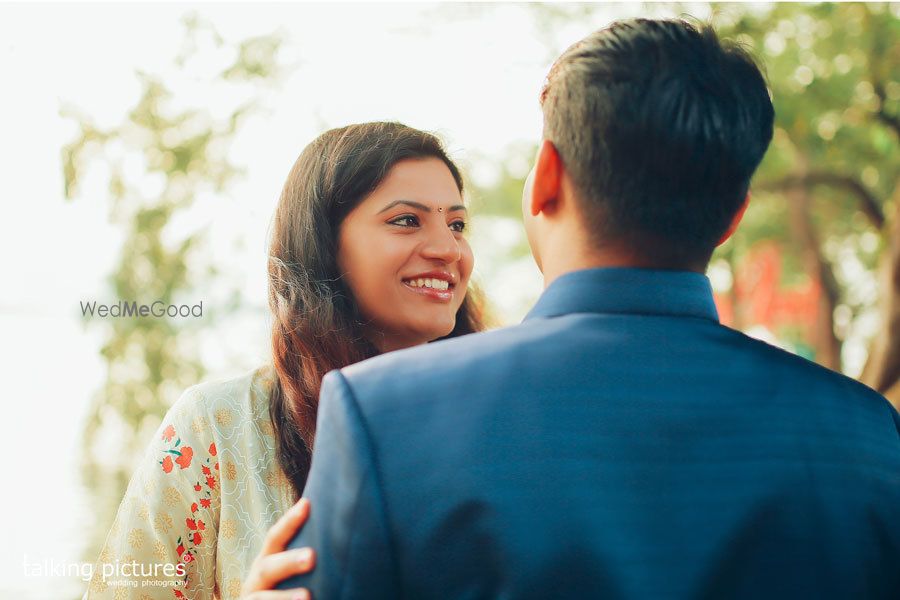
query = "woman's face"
xmin=337 ymin=157 xmax=474 ymax=352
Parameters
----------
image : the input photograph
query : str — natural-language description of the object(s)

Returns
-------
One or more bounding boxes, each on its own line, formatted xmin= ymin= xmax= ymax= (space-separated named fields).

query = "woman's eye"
xmin=389 ymin=215 xmax=420 ymax=227
xmin=449 ymin=220 xmax=467 ymax=233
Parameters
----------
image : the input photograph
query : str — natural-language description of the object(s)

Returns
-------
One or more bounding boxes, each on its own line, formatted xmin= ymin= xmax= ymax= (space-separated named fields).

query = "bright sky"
xmin=0 ymin=3 xmax=723 ymax=598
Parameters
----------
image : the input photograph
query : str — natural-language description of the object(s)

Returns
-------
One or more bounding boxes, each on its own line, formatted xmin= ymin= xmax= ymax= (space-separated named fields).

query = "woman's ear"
xmin=529 ymin=140 xmax=564 ymax=217
xmin=717 ymin=192 xmax=750 ymax=246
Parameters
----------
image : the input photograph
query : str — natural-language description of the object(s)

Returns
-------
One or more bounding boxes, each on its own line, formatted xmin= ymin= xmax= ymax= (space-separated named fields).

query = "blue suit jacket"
xmin=282 ymin=268 xmax=900 ymax=599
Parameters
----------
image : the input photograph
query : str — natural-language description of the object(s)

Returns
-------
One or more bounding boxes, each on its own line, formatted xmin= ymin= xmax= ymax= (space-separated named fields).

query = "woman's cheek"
xmin=460 ymin=240 xmax=475 ymax=284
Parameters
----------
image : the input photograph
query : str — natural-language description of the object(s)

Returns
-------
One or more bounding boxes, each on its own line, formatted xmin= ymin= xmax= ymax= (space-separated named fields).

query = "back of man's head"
xmin=541 ymin=18 xmax=775 ymax=269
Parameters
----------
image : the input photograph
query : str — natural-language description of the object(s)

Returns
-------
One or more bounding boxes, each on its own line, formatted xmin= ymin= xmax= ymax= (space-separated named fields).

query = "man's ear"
xmin=529 ymin=140 xmax=564 ymax=217
xmin=716 ymin=192 xmax=750 ymax=246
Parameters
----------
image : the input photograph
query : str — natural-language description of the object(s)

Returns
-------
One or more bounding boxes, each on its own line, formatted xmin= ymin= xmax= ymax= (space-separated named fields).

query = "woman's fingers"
xmin=260 ymin=498 xmax=310 ymax=556
xmin=241 ymin=499 xmax=315 ymax=596
xmin=243 ymin=547 xmax=316 ymax=594
xmin=243 ymin=589 xmax=311 ymax=600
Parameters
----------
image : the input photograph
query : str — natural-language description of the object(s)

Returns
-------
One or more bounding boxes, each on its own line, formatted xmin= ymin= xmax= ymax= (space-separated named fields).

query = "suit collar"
xmin=524 ymin=267 xmax=719 ymax=323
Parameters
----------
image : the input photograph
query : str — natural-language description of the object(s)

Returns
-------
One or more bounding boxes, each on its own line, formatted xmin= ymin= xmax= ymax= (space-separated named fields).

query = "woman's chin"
xmin=410 ymin=321 xmax=456 ymax=344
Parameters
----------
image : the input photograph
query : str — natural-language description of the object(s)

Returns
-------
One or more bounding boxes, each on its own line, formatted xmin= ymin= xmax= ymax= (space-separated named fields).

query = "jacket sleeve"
xmin=278 ymin=370 xmax=399 ymax=598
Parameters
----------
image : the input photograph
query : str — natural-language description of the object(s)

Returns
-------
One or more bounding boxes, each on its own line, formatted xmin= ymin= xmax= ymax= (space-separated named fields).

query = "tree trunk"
xmin=860 ymin=179 xmax=900 ymax=409
xmin=786 ymin=185 xmax=842 ymax=371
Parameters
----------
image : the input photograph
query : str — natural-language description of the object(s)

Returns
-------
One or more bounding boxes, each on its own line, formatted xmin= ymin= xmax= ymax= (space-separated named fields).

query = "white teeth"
xmin=405 ymin=277 xmax=451 ymax=290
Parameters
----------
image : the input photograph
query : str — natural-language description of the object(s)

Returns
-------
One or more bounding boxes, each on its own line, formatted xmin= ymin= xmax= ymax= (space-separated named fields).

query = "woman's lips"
xmin=401 ymin=280 xmax=454 ymax=303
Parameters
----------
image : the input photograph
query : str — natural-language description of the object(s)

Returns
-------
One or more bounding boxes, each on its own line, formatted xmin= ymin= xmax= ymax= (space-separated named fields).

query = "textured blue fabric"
xmin=282 ymin=267 xmax=900 ymax=599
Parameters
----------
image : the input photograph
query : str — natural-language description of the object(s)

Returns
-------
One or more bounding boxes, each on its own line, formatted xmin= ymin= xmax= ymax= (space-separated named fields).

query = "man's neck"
xmin=539 ymin=247 xmax=705 ymax=289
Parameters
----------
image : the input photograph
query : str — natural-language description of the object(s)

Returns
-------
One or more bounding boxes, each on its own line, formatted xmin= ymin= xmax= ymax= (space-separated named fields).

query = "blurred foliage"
xmin=719 ymin=2 xmax=899 ymax=395
xmin=62 ymin=14 xmax=283 ymax=566
xmin=724 ymin=2 xmax=898 ymax=249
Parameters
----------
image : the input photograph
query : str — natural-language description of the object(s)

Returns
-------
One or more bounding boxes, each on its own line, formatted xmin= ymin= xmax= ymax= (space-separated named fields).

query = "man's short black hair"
xmin=541 ymin=18 xmax=775 ymax=268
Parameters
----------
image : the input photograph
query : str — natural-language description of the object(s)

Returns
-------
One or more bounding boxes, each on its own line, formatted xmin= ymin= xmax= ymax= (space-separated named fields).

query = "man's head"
xmin=523 ymin=18 xmax=774 ymax=276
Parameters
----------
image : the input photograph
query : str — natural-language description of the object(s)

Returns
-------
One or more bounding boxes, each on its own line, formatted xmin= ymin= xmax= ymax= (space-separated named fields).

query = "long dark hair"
xmin=267 ymin=122 xmax=486 ymax=497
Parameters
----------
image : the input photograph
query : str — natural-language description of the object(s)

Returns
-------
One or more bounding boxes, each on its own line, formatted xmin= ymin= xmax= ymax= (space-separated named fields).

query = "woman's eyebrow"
xmin=378 ymin=200 xmax=467 ymax=214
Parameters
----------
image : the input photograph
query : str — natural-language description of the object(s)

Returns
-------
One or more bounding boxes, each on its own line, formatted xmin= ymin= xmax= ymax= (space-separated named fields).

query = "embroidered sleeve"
xmin=85 ymin=386 xmax=221 ymax=599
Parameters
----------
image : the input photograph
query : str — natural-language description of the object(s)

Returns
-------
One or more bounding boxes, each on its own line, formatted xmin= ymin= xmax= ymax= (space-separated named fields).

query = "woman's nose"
xmin=420 ymin=225 xmax=461 ymax=263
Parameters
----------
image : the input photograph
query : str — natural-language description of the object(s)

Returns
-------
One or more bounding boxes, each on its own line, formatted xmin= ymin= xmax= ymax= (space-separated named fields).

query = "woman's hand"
xmin=242 ymin=498 xmax=316 ymax=599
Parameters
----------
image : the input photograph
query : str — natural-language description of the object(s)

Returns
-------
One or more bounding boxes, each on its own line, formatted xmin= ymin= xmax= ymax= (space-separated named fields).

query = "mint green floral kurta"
xmin=85 ymin=365 xmax=298 ymax=600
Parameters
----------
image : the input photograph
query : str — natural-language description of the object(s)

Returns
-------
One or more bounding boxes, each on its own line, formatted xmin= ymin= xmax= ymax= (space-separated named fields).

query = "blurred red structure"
xmin=714 ymin=242 xmax=821 ymax=336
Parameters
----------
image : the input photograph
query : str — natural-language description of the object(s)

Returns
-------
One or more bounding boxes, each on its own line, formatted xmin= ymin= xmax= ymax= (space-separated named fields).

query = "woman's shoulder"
xmin=167 ymin=364 xmax=276 ymax=434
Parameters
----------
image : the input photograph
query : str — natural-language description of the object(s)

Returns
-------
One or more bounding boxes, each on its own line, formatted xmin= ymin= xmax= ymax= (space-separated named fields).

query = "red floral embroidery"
xmin=157 ymin=423 xmax=220 ymax=595
xmin=175 ymin=446 xmax=193 ymax=469
xmin=159 ymin=427 xmax=192 ymax=472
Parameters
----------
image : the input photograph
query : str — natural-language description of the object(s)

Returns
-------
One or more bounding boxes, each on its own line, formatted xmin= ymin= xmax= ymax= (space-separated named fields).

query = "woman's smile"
xmin=400 ymin=270 xmax=458 ymax=303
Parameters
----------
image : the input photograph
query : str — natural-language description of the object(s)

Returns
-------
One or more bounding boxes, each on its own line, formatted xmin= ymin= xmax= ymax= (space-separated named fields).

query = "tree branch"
xmin=873 ymin=81 xmax=900 ymax=142
xmin=756 ymin=172 xmax=885 ymax=231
